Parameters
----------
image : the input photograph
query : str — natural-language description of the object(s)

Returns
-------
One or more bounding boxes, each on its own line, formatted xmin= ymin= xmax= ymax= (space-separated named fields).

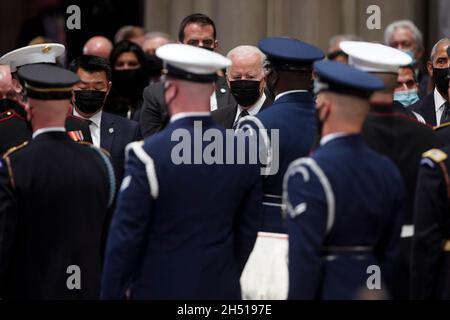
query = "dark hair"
xmin=69 ymin=55 xmax=112 ymax=81
xmin=178 ymin=13 xmax=217 ymax=42
xmin=401 ymin=65 xmax=418 ymax=82
xmin=109 ymin=40 xmax=148 ymax=73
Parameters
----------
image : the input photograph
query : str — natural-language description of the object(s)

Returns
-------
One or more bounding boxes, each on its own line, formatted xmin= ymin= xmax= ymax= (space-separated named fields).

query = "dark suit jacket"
xmin=410 ymin=93 xmax=437 ymax=126
xmin=100 ymin=112 xmax=141 ymax=182
xmin=139 ymin=76 xmax=236 ymax=138
xmin=211 ymin=94 xmax=274 ymax=129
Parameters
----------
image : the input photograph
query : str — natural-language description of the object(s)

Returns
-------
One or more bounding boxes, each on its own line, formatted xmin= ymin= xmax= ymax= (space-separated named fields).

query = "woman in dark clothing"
xmin=105 ymin=40 xmax=149 ymax=120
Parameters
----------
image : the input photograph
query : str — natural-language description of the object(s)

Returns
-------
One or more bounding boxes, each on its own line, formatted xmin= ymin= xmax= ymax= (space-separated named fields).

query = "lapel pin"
xmin=220 ymin=88 xmax=226 ymax=94
xmin=109 ymin=127 xmax=114 ymax=134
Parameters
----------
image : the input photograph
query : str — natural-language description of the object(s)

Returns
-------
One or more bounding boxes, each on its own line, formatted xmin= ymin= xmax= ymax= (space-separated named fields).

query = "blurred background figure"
xmin=114 ymin=25 xmax=145 ymax=47
xmin=385 ymin=20 xmax=430 ymax=97
xmin=394 ymin=65 xmax=420 ymax=107
xmin=142 ymin=31 xmax=171 ymax=55
xmin=104 ymin=40 xmax=148 ymax=120
xmin=327 ymin=34 xmax=362 ymax=64
xmin=142 ymin=31 xmax=171 ymax=83
xmin=83 ymin=36 xmax=113 ymax=60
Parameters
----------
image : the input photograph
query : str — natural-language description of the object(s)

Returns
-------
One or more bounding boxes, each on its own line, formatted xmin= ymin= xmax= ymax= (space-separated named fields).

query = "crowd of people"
xmin=0 ymin=12 xmax=449 ymax=300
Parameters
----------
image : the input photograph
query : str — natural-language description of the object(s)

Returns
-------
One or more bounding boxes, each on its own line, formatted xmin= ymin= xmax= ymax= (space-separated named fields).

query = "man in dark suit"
xmin=139 ymin=13 xmax=235 ymax=138
xmin=410 ymin=38 xmax=450 ymax=126
xmin=69 ymin=55 xmax=141 ymax=182
xmin=101 ymin=44 xmax=262 ymax=300
xmin=0 ymin=64 xmax=115 ymax=299
xmin=211 ymin=45 xmax=273 ymax=129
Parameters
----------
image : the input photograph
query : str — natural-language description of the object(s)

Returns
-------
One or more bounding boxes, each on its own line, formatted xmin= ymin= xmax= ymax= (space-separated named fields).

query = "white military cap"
xmin=340 ymin=41 xmax=412 ymax=73
xmin=0 ymin=43 xmax=65 ymax=72
xmin=156 ymin=43 xmax=231 ymax=83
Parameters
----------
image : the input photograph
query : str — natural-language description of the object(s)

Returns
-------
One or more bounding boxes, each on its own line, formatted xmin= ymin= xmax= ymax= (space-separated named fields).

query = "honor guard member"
xmin=0 ymin=43 xmax=93 ymax=147
xmin=0 ymin=65 xmax=31 ymax=155
xmin=0 ymin=64 xmax=116 ymax=299
xmin=411 ymin=146 xmax=450 ymax=299
xmin=341 ymin=41 xmax=442 ymax=299
xmin=285 ymin=61 xmax=405 ymax=300
xmin=236 ymin=37 xmax=324 ymax=300
xmin=101 ymin=44 xmax=262 ymax=300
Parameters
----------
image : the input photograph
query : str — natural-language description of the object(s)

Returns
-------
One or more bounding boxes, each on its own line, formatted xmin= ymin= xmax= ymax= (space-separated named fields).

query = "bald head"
xmin=0 ymin=65 xmax=13 ymax=96
xmin=83 ymin=36 xmax=113 ymax=60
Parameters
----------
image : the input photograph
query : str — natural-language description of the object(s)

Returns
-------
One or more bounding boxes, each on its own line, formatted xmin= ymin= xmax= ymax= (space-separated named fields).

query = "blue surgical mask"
xmin=393 ymin=89 xmax=420 ymax=107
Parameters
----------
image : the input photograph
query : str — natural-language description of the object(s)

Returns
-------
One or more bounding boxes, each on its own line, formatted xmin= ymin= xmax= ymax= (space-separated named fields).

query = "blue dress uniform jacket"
xmin=411 ymin=147 xmax=450 ymax=299
xmin=0 ymin=132 xmax=115 ymax=299
xmin=101 ymin=115 xmax=262 ymax=300
xmin=285 ymin=135 xmax=405 ymax=300
xmin=237 ymin=91 xmax=317 ymax=233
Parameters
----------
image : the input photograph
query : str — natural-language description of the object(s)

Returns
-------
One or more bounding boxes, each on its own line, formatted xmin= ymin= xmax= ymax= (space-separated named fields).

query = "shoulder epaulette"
xmin=0 ymin=110 xmax=16 ymax=123
xmin=423 ymin=148 xmax=448 ymax=163
xmin=2 ymin=141 xmax=29 ymax=159
xmin=434 ymin=122 xmax=450 ymax=131
xmin=76 ymin=140 xmax=111 ymax=158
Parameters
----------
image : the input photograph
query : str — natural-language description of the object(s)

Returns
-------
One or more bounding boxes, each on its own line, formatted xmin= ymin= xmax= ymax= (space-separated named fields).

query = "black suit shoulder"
xmin=410 ymin=93 xmax=436 ymax=126
xmin=211 ymin=104 xmax=237 ymax=129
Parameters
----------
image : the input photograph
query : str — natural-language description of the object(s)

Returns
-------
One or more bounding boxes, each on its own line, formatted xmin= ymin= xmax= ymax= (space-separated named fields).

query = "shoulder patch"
xmin=423 ymin=149 xmax=447 ymax=163
xmin=434 ymin=122 xmax=450 ymax=131
xmin=2 ymin=141 xmax=29 ymax=159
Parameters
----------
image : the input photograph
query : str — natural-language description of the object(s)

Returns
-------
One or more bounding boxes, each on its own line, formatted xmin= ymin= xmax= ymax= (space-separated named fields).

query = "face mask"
xmin=146 ymin=54 xmax=163 ymax=78
xmin=393 ymin=89 xmax=420 ymax=107
xmin=230 ymin=80 xmax=261 ymax=107
xmin=112 ymin=68 xmax=148 ymax=97
xmin=74 ymin=90 xmax=106 ymax=114
xmin=433 ymin=67 xmax=450 ymax=94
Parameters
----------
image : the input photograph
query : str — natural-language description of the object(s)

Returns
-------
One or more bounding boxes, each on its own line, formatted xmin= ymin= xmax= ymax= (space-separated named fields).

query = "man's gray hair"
xmin=384 ymin=20 xmax=423 ymax=49
xmin=430 ymin=38 xmax=450 ymax=61
xmin=144 ymin=31 xmax=172 ymax=42
xmin=226 ymin=45 xmax=268 ymax=76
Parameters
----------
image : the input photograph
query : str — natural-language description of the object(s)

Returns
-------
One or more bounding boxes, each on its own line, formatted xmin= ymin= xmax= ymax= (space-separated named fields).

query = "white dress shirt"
xmin=320 ymin=132 xmax=352 ymax=146
xmin=434 ymin=88 xmax=448 ymax=126
xmin=32 ymin=127 xmax=66 ymax=139
xmin=210 ymin=92 xmax=218 ymax=111
xmin=170 ymin=112 xmax=211 ymax=123
xmin=73 ymin=109 xmax=103 ymax=148
xmin=275 ymin=90 xmax=308 ymax=102
xmin=233 ymin=93 xmax=267 ymax=123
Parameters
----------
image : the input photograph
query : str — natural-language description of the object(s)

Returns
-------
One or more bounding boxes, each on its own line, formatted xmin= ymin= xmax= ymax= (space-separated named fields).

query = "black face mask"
xmin=112 ymin=68 xmax=148 ymax=98
xmin=230 ymin=80 xmax=261 ymax=107
xmin=146 ymin=54 xmax=163 ymax=78
xmin=74 ymin=90 xmax=106 ymax=114
xmin=433 ymin=67 xmax=450 ymax=94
